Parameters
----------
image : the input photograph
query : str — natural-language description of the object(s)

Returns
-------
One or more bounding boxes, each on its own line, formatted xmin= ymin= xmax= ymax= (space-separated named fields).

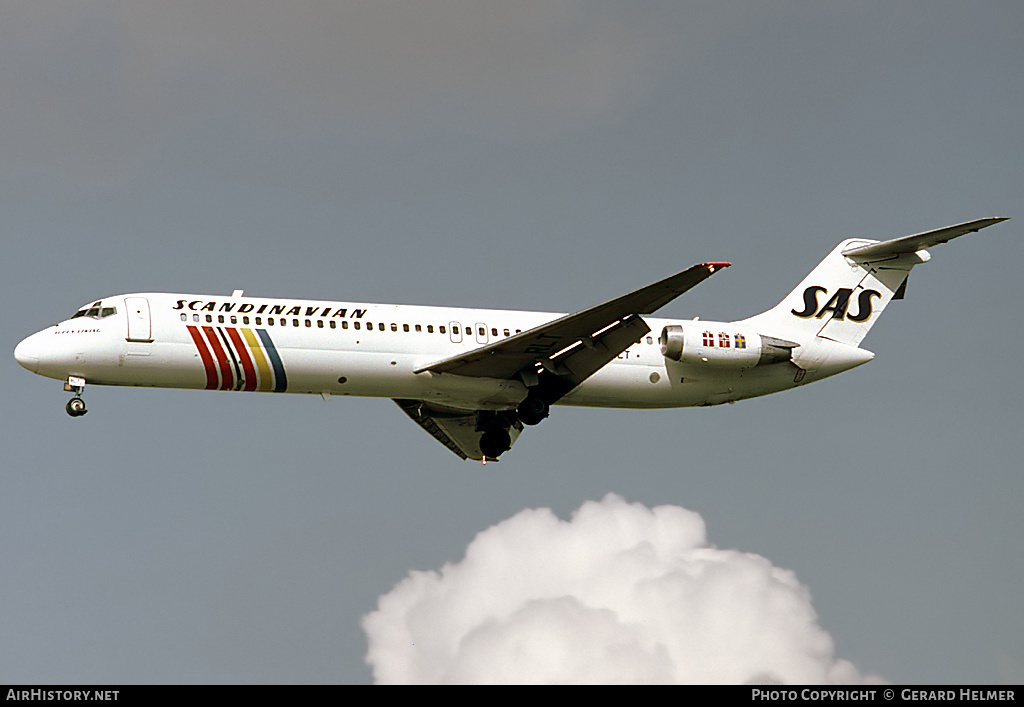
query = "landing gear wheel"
xmin=479 ymin=429 xmax=511 ymax=459
xmin=517 ymin=396 xmax=549 ymax=426
xmin=66 ymin=397 xmax=87 ymax=417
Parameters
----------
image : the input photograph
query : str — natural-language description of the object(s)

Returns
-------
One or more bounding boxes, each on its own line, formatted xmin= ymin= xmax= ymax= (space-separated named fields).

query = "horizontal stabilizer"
xmin=843 ymin=218 xmax=1008 ymax=261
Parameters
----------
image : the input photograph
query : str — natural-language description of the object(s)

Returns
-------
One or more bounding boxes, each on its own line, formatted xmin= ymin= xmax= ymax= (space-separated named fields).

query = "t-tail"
xmin=739 ymin=218 xmax=1008 ymax=370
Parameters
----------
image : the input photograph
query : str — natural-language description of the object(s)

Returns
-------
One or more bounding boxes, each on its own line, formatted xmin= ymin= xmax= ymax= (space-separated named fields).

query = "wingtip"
xmin=705 ymin=261 xmax=731 ymax=273
xmin=961 ymin=217 xmax=1010 ymax=234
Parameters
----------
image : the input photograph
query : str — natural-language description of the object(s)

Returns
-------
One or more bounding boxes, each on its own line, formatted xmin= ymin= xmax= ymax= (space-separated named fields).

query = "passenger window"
xmin=379 ymin=323 xmax=385 ymax=331
xmin=491 ymin=328 xmax=497 ymax=337
xmin=453 ymin=326 xmax=459 ymax=335
xmin=193 ymin=314 xmax=199 ymax=322
xmin=218 ymin=315 xmax=225 ymax=323
xmin=293 ymin=319 xmax=299 ymax=326
xmin=646 ymin=336 xmax=653 ymax=344
xmin=391 ymin=323 xmax=398 ymax=332
xmin=269 ymin=318 xmax=275 ymax=325
xmin=504 ymin=329 xmax=510 ymax=337
xmin=206 ymin=315 xmax=213 ymax=323
xmin=231 ymin=316 xmax=237 ymax=324
xmin=256 ymin=317 xmax=261 ymax=325
xmin=180 ymin=313 xmax=187 ymax=321
xmin=342 ymin=321 xmax=348 ymax=329
xmin=428 ymin=325 xmax=434 ymax=333
xmin=439 ymin=325 xmax=445 ymax=334
xmin=305 ymin=319 xmax=312 ymax=327
xmin=479 ymin=327 xmax=485 ymax=336
xmin=317 ymin=320 xmax=324 ymax=328
xmin=243 ymin=316 xmax=249 ymax=325
xmin=415 ymin=324 xmax=421 ymax=332
xmin=403 ymin=324 xmax=410 ymax=332
xmin=354 ymin=322 xmax=361 ymax=330
xmin=329 ymin=320 xmax=335 ymax=329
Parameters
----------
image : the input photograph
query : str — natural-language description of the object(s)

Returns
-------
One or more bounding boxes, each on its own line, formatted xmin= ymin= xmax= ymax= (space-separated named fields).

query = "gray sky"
xmin=2 ymin=1 xmax=1021 ymax=684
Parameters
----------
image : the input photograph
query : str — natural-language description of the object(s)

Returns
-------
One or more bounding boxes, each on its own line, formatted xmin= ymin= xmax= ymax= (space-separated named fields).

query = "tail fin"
xmin=740 ymin=218 xmax=1008 ymax=347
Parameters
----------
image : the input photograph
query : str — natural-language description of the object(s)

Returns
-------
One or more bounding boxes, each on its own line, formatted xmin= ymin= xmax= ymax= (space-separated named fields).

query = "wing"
xmin=394 ymin=399 xmax=523 ymax=462
xmin=413 ymin=261 xmax=730 ymax=393
xmin=400 ymin=260 xmax=729 ymax=461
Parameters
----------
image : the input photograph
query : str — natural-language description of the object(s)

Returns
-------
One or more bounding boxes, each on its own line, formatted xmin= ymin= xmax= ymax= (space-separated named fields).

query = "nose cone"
xmin=14 ymin=334 xmax=42 ymax=373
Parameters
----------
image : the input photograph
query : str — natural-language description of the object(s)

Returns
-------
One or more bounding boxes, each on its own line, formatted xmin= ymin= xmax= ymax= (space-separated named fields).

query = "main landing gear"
xmin=479 ymin=427 xmax=511 ymax=460
xmin=476 ymin=408 xmax=524 ymax=461
xmin=64 ymin=376 xmax=88 ymax=417
xmin=516 ymin=395 xmax=549 ymax=426
xmin=478 ymin=395 xmax=550 ymax=460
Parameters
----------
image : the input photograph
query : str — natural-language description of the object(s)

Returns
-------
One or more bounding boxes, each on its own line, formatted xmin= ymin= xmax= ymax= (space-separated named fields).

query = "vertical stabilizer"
xmin=739 ymin=219 xmax=1008 ymax=347
xmin=739 ymin=238 xmax=919 ymax=347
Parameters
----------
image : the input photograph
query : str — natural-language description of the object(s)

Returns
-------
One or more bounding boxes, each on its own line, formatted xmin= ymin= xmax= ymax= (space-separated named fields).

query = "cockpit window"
xmin=71 ymin=301 xmax=117 ymax=320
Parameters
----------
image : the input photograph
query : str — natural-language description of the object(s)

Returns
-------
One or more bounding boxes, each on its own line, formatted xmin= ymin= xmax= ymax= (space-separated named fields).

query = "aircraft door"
xmin=475 ymin=322 xmax=488 ymax=344
xmin=449 ymin=321 xmax=462 ymax=344
xmin=125 ymin=297 xmax=153 ymax=342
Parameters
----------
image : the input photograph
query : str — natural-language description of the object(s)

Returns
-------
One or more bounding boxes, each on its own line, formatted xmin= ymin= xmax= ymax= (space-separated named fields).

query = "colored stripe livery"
xmin=186 ymin=326 xmax=287 ymax=392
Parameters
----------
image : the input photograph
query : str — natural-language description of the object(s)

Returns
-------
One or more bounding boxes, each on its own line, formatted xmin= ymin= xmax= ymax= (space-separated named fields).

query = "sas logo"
xmin=791 ymin=286 xmax=881 ymax=322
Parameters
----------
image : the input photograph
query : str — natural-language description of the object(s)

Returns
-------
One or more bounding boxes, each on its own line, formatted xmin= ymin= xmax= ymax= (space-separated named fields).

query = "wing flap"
xmin=394 ymin=398 xmax=470 ymax=460
xmin=393 ymin=399 xmax=523 ymax=462
xmin=546 ymin=314 xmax=651 ymax=388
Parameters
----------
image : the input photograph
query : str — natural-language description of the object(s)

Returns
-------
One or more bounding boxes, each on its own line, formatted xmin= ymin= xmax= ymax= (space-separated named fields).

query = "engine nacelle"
xmin=659 ymin=324 xmax=797 ymax=368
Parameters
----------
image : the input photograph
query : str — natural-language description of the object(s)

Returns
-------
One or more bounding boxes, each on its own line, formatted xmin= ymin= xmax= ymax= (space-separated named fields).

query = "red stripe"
xmin=202 ymin=326 xmax=234 ymax=390
xmin=187 ymin=325 xmax=219 ymax=390
xmin=225 ymin=328 xmax=258 ymax=391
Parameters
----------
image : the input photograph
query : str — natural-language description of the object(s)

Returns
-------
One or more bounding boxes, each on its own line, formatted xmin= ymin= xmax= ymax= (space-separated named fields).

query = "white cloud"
xmin=363 ymin=494 xmax=883 ymax=684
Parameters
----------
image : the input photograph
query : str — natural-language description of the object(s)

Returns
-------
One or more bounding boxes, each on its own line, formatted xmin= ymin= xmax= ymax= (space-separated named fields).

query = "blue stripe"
xmin=257 ymin=329 xmax=288 ymax=392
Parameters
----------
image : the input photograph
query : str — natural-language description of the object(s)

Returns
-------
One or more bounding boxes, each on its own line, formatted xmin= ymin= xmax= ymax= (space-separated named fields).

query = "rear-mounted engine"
xmin=659 ymin=324 xmax=797 ymax=368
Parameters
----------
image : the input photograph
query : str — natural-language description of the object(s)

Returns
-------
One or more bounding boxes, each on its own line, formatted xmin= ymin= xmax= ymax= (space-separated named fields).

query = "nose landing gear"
xmin=64 ymin=376 xmax=88 ymax=417
xmin=66 ymin=397 xmax=87 ymax=417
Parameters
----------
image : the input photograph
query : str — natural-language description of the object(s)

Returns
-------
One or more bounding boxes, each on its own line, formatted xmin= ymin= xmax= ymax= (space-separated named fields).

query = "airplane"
xmin=14 ymin=218 xmax=1008 ymax=462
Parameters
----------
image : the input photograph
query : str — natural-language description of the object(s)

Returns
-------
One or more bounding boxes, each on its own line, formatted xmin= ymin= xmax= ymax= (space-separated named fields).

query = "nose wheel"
xmin=66 ymin=396 xmax=87 ymax=417
xmin=64 ymin=376 xmax=88 ymax=417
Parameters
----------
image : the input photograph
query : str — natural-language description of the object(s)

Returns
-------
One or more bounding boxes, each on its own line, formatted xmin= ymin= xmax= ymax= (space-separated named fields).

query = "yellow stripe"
xmin=242 ymin=328 xmax=273 ymax=391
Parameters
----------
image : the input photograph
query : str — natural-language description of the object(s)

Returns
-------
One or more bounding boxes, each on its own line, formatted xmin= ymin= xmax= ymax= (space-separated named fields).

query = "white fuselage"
xmin=14 ymin=292 xmax=873 ymax=411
